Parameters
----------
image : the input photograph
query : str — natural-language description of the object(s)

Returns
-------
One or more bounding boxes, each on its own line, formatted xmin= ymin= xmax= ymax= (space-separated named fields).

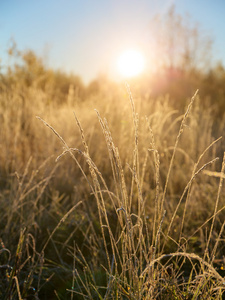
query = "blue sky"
xmin=0 ymin=0 xmax=225 ymax=83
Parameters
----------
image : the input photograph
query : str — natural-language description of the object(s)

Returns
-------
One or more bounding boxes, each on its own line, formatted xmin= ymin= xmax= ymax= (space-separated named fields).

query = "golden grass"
xmin=1 ymin=78 xmax=225 ymax=298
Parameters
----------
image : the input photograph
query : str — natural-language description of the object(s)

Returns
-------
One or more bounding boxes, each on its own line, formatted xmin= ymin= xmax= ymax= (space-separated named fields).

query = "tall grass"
xmin=1 ymin=82 xmax=225 ymax=298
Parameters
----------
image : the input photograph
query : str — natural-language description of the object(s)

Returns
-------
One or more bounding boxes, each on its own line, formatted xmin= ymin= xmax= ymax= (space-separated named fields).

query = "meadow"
xmin=0 ymin=50 xmax=225 ymax=299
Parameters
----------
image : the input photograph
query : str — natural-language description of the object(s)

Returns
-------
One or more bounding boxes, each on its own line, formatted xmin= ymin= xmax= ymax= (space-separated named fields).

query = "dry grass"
xmin=1 ymin=77 xmax=225 ymax=299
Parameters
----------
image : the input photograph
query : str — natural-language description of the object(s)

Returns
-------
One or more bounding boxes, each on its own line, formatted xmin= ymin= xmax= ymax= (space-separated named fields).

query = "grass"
xmin=1 ymin=80 xmax=225 ymax=299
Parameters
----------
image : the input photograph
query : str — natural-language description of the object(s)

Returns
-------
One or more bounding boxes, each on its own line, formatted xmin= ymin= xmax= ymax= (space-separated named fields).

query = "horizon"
xmin=1 ymin=0 xmax=225 ymax=84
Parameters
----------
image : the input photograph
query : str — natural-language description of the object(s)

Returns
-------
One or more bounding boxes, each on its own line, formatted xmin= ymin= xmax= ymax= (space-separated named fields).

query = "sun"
xmin=117 ymin=49 xmax=145 ymax=78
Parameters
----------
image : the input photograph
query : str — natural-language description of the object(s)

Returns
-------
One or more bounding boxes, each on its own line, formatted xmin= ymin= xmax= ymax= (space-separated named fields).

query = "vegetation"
xmin=1 ymin=15 xmax=225 ymax=299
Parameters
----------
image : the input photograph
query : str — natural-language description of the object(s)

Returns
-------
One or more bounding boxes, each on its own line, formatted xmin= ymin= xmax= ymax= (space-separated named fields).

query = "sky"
xmin=0 ymin=0 xmax=225 ymax=84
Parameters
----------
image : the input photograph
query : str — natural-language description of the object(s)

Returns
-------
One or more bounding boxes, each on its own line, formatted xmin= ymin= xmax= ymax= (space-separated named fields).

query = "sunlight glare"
xmin=117 ymin=49 xmax=145 ymax=78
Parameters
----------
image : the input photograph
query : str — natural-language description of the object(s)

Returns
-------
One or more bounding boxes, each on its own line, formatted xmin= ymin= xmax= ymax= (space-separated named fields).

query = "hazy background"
xmin=1 ymin=0 xmax=225 ymax=83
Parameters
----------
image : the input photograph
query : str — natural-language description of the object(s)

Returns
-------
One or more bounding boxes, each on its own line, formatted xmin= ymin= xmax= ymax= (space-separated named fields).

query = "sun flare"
xmin=117 ymin=49 xmax=145 ymax=78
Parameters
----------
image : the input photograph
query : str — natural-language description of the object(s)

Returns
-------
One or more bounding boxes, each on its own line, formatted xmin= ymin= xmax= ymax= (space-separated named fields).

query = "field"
xmin=1 ymin=52 xmax=225 ymax=299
